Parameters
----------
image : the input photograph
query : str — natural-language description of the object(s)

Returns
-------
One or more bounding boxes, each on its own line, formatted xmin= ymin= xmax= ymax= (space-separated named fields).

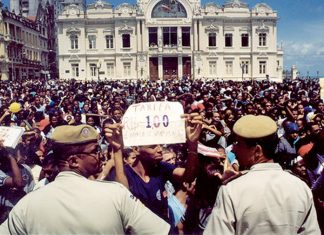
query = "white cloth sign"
xmin=122 ymin=102 xmax=186 ymax=146
xmin=0 ymin=126 xmax=25 ymax=148
xmin=320 ymin=78 xmax=324 ymax=101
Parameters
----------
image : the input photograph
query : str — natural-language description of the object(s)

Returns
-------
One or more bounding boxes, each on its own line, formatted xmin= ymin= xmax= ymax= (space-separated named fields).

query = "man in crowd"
xmin=1 ymin=125 xmax=170 ymax=234
xmin=104 ymin=113 xmax=202 ymax=224
xmin=204 ymin=115 xmax=320 ymax=234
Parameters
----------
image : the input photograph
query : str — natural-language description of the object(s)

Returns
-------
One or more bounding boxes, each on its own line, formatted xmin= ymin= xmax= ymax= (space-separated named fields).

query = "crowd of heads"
xmin=0 ymin=77 xmax=323 ymax=232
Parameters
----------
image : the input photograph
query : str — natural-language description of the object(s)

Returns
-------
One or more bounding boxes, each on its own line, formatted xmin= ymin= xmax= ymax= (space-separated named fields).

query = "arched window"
xmin=152 ymin=0 xmax=187 ymax=18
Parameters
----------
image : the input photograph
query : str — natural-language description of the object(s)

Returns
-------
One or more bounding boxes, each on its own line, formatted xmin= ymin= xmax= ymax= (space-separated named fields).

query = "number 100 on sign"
xmin=146 ymin=115 xmax=169 ymax=128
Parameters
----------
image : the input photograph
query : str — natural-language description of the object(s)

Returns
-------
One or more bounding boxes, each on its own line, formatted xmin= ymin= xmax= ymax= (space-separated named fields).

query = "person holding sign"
xmin=104 ymin=112 xmax=203 ymax=225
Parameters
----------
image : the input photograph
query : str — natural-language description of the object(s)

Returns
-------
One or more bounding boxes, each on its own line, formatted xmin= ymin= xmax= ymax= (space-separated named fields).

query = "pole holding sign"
xmin=122 ymin=101 xmax=186 ymax=147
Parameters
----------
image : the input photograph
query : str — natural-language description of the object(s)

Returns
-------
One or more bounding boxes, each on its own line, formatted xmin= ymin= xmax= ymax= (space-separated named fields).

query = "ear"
xmin=254 ymin=144 xmax=263 ymax=159
xmin=66 ymin=155 xmax=80 ymax=168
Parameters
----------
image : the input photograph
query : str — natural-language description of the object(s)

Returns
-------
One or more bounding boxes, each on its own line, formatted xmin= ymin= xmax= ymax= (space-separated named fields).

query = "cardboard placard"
xmin=320 ymin=78 xmax=324 ymax=101
xmin=122 ymin=102 xmax=186 ymax=146
xmin=0 ymin=126 xmax=25 ymax=148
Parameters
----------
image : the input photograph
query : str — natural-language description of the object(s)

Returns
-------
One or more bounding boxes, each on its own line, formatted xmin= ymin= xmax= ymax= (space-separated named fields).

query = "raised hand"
xmin=182 ymin=113 xmax=203 ymax=144
xmin=104 ymin=123 xmax=123 ymax=151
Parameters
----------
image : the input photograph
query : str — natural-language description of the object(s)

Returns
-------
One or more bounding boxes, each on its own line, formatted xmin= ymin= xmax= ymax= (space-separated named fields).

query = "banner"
xmin=122 ymin=102 xmax=186 ymax=146
xmin=0 ymin=126 xmax=25 ymax=148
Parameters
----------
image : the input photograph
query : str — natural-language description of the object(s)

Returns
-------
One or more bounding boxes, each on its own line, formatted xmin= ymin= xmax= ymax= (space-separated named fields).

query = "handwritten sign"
xmin=122 ymin=102 xmax=186 ymax=146
xmin=320 ymin=78 xmax=324 ymax=101
xmin=0 ymin=126 xmax=25 ymax=148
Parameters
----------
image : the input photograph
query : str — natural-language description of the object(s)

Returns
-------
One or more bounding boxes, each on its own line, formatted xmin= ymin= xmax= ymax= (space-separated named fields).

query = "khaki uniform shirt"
xmin=204 ymin=163 xmax=320 ymax=235
xmin=1 ymin=171 xmax=170 ymax=235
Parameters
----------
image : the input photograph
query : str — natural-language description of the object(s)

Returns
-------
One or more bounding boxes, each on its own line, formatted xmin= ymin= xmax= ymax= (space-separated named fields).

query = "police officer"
xmin=1 ymin=125 xmax=170 ymax=234
xmin=204 ymin=115 xmax=320 ymax=235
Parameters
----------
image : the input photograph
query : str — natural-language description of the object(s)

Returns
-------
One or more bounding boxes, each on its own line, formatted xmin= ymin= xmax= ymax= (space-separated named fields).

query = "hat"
xmin=311 ymin=113 xmax=324 ymax=121
xmin=284 ymin=122 xmax=299 ymax=134
xmin=233 ymin=115 xmax=277 ymax=139
xmin=297 ymin=143 xmax=314 ymax=158
xmin=51 ymin=125 xmax=98 ymax=145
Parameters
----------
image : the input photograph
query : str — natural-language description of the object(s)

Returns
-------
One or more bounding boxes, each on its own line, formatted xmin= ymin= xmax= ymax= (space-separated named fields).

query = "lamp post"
xmin=97 ymin=61 xmax=101 ymax=81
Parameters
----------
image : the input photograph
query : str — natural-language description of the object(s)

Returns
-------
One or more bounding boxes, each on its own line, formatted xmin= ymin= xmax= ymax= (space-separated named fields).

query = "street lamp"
xmin=97 ymin=61 xmax=101 ymax=81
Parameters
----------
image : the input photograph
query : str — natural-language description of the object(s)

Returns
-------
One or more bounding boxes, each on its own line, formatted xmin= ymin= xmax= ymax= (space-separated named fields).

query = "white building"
xmin=57 ymin=0 xmax=283 ymax=81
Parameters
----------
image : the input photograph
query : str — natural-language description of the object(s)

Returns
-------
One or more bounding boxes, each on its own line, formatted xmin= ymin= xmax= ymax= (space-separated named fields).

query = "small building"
xmin=0 ymin=9 xmax=50 ymax=80
xmin=57 ymin=0 xmax=284 ymax=81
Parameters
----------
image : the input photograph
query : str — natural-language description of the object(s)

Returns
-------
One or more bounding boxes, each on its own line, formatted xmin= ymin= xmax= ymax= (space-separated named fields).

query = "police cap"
xmin=51 ymin=125 xmax=98 ymax=145
xmin=233 ymin=115 xmax=277 ymax=139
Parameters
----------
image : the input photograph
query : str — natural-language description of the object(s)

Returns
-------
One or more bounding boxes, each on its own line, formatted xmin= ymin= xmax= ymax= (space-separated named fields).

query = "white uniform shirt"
xmin=1 ymin=171 xmax=170 ymax=235
xmin=204 ymin=163 xmax=320 ymax=235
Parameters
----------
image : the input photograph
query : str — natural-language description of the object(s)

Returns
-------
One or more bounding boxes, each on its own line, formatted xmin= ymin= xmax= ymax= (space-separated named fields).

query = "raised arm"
xmin=104 ymin=123 xmax=129 ymax=189
xmin=1 ymin=146 xmax=23 ymax=188
xmin=173 ymin=113 xmax=203 ymax=183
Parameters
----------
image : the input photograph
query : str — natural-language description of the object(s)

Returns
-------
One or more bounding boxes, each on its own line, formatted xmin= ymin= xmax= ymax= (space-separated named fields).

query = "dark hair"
xmin=243 ymin=133 xmax=279 ymax=160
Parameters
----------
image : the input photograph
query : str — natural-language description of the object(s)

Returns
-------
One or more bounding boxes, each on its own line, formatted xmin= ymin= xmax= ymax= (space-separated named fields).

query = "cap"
xmin=233 ymin=115 xmax=277 ymax=139
xmin=297 ymin=143 xmax=313 ymax=158
xmin=51 ymin=125 xmax=98 ymax=145
xmin=284 ymin=122 xmax=299 ymax=134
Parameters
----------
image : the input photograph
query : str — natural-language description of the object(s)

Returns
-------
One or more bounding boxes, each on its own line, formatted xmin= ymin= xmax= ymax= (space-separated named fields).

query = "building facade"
xmin=0 ymin=9 xmax=50 ymax=80
xmin=57 ymin=0 xmax=283 ymax=81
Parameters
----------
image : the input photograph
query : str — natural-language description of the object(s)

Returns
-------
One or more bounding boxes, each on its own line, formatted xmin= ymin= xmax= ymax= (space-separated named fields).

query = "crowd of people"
xmin=0 ymin=77 xmax=323 ymax=234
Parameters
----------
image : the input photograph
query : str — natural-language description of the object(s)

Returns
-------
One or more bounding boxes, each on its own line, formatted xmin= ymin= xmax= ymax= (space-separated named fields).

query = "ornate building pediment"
xmin=103 ymin=28 xmax=114 ymax=33
xmin=205 ymin=23 xmax=219 ymax=33
xmin=240 ymin=26 xmax=251 ymax=32
xmin=86 ymin=28 xmax=98 ymax=33
xmin=119 ymin=23 xmax=133 ymax=34
xmin=224 ymin=26 xmax=235 ymax=31
xmin=256 ymin=20 xmax=269 ymax=33
xmin=253 ymin=3 xmax=273 ymax=14
xmin=205 ymin=3 xmax=220 ymax=14
xmin=69 ymin=54 xmax=80 ymax=61
xmin=63 ymin=4 xmax=82 ymax=16
xmin=116 ymin=3 xmax=134 ymax=14
xmin=224 ymin=0 xmax=248 ymax=9
xmin=66 ymin=25 xmax=81 ymax=35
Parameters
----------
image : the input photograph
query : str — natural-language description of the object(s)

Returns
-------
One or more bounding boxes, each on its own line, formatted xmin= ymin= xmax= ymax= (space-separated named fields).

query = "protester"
xmin=0 ymin=77 xmax=323 ymax=233
xmin=104 ymin=113 xmax=202 ymax=224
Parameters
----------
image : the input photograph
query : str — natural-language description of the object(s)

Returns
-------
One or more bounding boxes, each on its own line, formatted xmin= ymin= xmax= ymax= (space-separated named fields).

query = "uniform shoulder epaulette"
xmin=223 ymin=170 xmax=249 ymax=185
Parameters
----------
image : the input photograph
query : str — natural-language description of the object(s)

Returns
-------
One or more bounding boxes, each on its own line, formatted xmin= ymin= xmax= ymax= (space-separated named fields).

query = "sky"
xmin=2 ymin=0 xmax=324 ymax=77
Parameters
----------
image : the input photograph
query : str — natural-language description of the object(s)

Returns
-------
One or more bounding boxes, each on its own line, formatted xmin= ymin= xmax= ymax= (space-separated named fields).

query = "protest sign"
xmin=122 ymin=102 xmax=186 ymax=146
xmin=320 ymin=78 xmax=324 ymax=101
xmin=0 ymin=126 xmax=25 ymax=148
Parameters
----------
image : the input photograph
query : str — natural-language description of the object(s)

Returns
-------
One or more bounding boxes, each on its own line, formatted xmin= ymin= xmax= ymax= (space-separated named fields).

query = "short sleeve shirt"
xmin=110 ymin=161 xmax=176 ymax=222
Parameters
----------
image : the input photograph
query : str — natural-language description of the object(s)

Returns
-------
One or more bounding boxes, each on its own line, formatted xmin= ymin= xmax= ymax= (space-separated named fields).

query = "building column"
xmin=193 ymin=20 xmax=198 ymax=51
xmin=198 ymin=20 xmax=202 ymax=51
xmin=178 ymin=56 xmax=182 ymax=79
xmin=136 ymin=20 xmax=141 ymax=51
xmin=158 ymin=55 xmax=163 ymax=79
xmin=158 ymin=27 xmax=163 ymax=52
xmin=177 ymin=27 xmax=182 ymax=50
